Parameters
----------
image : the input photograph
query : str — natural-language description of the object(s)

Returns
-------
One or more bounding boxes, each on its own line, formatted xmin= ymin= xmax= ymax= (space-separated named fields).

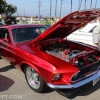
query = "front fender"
xmin=20 ymin=60 xmax=57 ymax=83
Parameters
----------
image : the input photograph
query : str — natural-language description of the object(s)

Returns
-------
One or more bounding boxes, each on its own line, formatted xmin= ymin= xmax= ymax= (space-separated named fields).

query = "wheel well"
xmin=21 ymin=63 xmax=41 ymax=78
xmin=21 ymin=63 xmax=47 ymax=85
xmin=21 ymin=63 xmax=27 ymax=72
xmin=21 ymin=63 xmax=38 ymax=73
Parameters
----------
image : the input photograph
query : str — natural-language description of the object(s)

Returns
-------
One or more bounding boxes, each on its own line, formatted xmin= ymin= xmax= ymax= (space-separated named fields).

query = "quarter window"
xmin=0 ymin=28 xmax=10 ymax=40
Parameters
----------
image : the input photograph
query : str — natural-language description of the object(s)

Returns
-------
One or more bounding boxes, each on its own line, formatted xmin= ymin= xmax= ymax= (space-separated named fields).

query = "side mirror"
xmin=3 ymin=38 xmax=9 ymax=42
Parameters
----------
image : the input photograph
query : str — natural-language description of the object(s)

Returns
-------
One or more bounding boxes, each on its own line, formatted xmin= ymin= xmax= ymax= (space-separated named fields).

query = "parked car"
xmin=0 ymin=21 xmax=3 ymax=26
xmin=45 ymin=24 xmax=50 ymax=28
xmin=0 ymin=9 xmax=100 ymax=93
xmin=67 ymin=22 xmax=99 ymax=46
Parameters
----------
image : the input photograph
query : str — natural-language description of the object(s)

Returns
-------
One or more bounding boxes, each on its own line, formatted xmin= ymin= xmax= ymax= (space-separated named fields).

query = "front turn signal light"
xmin=52 ymin=74 xmax=60 ymax=81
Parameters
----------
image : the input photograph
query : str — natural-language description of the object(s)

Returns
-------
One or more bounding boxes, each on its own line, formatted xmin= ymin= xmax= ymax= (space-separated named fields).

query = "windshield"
xmin=11 ymin=27 xmax=46 ymax=42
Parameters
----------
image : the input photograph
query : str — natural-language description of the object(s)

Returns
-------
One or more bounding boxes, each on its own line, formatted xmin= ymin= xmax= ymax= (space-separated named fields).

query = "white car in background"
xmin=67 ymin=22 xmax=99 ymax=46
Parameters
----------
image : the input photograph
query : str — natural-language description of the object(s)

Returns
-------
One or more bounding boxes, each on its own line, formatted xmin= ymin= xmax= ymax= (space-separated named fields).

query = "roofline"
xmin=0 ymin=24 xmax=45 ymax=28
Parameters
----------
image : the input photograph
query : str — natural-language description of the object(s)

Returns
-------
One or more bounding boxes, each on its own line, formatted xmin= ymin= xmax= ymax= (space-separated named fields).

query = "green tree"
xmin=0 ymin=0 xmax=17 ymax=16
xmin=6 ymin=4 xmax=17 ymax=16
xmin=0 ymin=0 xmax=5 ymax=14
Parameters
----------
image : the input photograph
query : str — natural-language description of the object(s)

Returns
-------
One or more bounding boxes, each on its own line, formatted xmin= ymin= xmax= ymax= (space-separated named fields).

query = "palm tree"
xmin=90 ymin=0 xmax=92 ymax=9
xmin=78 ymin=0 xmax=80 ymax=10
xmin=70 ymin=0 xmax=72 ymax=12
xmin=60 ymin=0 xmax=62 ymax=19
xmin=50 ymin=0 xmax=52 ymax=18
xmin=95 ymin=0 xmax=97 ymax=8
xmin=78 ymin=0 xmax=82 ymax=11
xmin=84 ymin=0 xmax=86 ymax=10
xmin=55 ymin=0 xmax=57 ymax=18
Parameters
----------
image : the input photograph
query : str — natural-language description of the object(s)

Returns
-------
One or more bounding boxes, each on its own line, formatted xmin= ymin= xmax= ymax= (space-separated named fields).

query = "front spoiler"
xmin=47 ymin=70 xmax=100 ymax=89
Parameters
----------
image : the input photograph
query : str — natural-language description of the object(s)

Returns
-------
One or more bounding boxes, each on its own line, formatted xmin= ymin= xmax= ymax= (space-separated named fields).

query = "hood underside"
xmin=32 ymin=9 xmax=100 ymax=43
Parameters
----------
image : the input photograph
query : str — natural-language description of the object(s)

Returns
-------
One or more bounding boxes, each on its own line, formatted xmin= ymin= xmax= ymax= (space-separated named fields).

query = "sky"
xmin=6 ymin=0 xmax=100 ymax=17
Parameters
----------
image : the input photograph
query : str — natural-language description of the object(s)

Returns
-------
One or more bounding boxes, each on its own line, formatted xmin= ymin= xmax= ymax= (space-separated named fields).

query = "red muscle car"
xmin=0 ymin=9 xmax=100 ymax=93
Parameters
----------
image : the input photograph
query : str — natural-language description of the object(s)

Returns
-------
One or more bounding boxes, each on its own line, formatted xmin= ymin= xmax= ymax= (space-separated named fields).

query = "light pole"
xmin=24 ymin=10 xmax=25 ymax=17
xmin=38 ymin=1 xmax=42 ymax=19
xmin=17 ymin=13 xmax=19 ymax=17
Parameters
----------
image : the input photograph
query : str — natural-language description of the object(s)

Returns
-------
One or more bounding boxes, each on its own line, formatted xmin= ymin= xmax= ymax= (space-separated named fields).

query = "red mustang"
xmin=0 ymin=9 xmax=100 ymax=93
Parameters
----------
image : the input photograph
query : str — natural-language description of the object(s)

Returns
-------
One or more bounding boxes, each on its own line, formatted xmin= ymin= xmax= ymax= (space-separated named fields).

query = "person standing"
xmin=3 ymin=14 xmax=12 ymax=25
xmin=92 ymin=17 xmax=100 ymax=47
xmin=97 ymin=23 xmax=100 ymax=49
xmin=0 ymin=19 xmax=3 ymax=26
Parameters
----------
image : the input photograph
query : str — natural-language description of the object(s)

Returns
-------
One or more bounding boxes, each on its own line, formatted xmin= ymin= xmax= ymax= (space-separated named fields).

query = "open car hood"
xmin=32 ymin=9 xmax=100 ymax=43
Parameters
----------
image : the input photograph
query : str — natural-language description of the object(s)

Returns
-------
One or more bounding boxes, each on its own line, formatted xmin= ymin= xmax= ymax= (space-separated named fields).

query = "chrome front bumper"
xmin=47 ymin=70 xmax=100 ymax=89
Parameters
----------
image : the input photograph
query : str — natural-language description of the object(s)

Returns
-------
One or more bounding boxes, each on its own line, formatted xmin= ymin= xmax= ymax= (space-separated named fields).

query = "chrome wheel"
xmin=25 ymin=66 xmax=48 ymax=92
xmin=26 ymin=67 xmax=40 ymax=89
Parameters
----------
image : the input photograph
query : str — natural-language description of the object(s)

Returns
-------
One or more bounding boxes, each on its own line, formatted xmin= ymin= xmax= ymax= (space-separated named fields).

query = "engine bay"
xmin=44 ymin=42 xmax=98 ymax=69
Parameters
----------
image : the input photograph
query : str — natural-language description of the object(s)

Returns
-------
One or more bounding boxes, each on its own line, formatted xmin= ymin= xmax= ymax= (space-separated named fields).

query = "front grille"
xmin=71 ymin=61 xmax=100 ymax=82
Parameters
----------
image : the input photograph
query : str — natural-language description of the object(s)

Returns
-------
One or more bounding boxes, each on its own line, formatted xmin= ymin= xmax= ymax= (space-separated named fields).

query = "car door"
xmin=0 ymin=28 xmax=14 ymax=64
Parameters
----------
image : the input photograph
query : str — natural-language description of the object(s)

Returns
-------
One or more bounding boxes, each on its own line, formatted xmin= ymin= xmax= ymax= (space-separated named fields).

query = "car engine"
xmin=46 ymin=43 xmax=97 ymax=69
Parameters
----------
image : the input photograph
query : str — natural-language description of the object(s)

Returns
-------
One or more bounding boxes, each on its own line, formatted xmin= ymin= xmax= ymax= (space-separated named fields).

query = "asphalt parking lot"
xmin=0 ymin=59 xmax=100 ymax=100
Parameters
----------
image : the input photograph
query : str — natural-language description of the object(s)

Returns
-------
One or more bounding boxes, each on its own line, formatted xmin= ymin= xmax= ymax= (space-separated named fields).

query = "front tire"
xmin=24 ymin=66 xmax=47 ymax=93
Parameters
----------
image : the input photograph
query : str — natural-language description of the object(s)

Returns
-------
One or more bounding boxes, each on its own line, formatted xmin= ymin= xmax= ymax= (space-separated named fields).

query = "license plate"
xmin=93 ymin=77 xmax=100 ymax=86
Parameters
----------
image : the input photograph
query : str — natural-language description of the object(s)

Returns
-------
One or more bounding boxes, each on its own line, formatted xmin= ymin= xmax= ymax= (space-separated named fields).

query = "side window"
xmin=1 ymin=28 xmax=11 ymax=41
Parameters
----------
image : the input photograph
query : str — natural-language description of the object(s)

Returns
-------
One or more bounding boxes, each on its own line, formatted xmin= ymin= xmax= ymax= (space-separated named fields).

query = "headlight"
xmin=52 ymin=74 xmax=60 ymax=80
